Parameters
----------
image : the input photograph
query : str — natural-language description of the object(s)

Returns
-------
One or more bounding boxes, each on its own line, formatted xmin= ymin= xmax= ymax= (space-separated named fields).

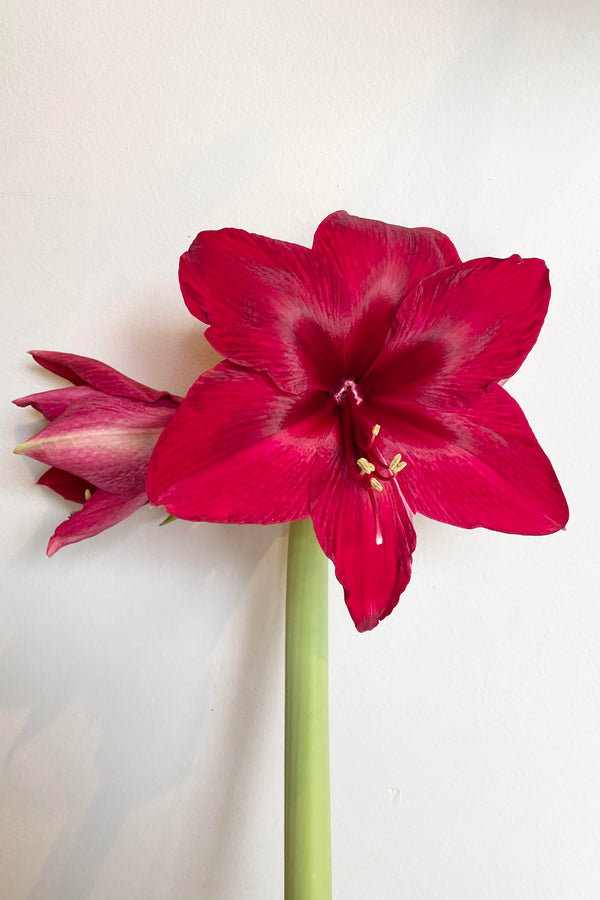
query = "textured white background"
xmin=2 ymin=1 xmax=599 ymax=898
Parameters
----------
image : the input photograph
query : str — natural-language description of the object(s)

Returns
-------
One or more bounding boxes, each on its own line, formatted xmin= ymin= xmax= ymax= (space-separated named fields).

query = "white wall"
xmin=2 ymin=1 xmax=599 ymax=898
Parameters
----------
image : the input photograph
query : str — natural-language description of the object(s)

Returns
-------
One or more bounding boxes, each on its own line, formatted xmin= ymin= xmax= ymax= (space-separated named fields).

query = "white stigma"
xmin=333 ymin=378 xmax=363 ymax=405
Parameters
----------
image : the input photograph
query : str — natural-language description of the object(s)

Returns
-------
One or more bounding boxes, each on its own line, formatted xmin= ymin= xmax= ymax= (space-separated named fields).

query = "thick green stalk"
xmin=285 ymin=518 xmax=332 ymax=900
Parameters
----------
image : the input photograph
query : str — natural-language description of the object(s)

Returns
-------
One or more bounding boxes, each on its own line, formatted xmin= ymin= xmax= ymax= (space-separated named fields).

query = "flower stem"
xmin=285 ymin=519 xmax=332 ymax=900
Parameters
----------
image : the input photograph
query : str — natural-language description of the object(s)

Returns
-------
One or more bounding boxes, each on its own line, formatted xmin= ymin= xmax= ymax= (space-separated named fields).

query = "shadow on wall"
xmin=1 ymin=517 xmax=285 ymax=900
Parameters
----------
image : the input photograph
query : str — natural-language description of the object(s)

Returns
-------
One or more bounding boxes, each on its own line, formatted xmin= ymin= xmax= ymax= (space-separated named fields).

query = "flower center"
xmin=335 ymin=381 xmax=408 ymax=546
xmin=333 ymin=378 xmax=362 ymax=406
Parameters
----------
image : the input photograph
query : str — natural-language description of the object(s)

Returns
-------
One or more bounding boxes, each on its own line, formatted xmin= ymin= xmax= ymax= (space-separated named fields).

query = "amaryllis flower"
xmin=147 ymin=212 xmax=568 ymax=631
xmin=14 ymin=351 xmax=182 ymax=556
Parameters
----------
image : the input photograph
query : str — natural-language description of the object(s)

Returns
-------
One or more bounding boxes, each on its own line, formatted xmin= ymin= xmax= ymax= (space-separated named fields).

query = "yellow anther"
xmin=372 ymin=423 xmax=381 ymax=437
xmin=370 ymin=477 xmax=383 ymax=493
xmin=84 ymin=488 xmax=92 ymax=501
xmin=357 ymin=457 xmax=375 ymax=474
xmin=390 ymin=453 xmax=407 ymax=475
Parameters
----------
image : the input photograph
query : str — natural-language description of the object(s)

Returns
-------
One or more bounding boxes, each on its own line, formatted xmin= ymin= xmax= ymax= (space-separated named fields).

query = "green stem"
xmin=285 ymin=519 xmax=332 ymax=900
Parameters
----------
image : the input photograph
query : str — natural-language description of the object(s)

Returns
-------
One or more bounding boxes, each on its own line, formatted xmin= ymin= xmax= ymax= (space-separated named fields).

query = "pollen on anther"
xmin=370 ymin=477 xmax=383 ymax=493
xmin=372 ymin=424 xmax=381 ymax=437
xmin=357 ymin=457 xmax=375 ymax=474
xmin=390 ymin=453 xmax=407 ymax=475
xmin=84 ymin=488 xmax=92 ymax=502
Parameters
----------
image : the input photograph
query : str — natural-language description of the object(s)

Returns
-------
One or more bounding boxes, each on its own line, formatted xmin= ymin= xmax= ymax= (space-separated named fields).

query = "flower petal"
xmin=38 ymin=467 xmax=92 ymax=503
xmin=147 ymin=362 xmax=336 ymax=523
xmin=46 ymin=490 xmax=146 ymax=556
xmin=312 ymin=211 xmax=461 ymax=378
xmin=13 ymin=385 xmax=102 ymax=420
xmin=179 ymin=229 xmax=348 ymax=393
xmin=365 ymin=384 xmax=568 ymax=534
xmin=15 ymin=398 xmax=174 ymax=493
xmin=363 ymin=255 xmax=550 ymax=407
xmin=310 ymin=434 xmax=416 ymax=632
xmin=28 ymin=351 xmax=182 ymax=406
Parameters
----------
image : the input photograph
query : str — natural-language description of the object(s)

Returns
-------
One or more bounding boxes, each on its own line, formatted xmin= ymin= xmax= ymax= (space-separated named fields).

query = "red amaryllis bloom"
xmin=147 ymin=212 xmax=568 ymax=631
xmin=14 ymin=351 xmax=182 ymax=557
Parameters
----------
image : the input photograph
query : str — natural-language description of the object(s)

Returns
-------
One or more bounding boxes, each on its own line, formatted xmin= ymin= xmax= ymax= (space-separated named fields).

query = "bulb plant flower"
xmin=147 ymin=211 xmax=568 ymax=632
xmin=14 ymin=351 xmax=182 ymax=556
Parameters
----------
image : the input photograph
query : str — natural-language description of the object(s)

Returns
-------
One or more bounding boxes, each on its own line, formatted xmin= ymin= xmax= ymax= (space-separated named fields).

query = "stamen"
xmin=357 ymin=457 xmax=375 ymax=474
xmin=366 ymin=486 xmax=384 ymax=545
xmin=365 ymin=423 xmax=381 ymax=451
xmin=389 ymin=453 xmax=408 ymax=475
xmin=84 ymin=488 xmax=92 ymax=501
xmin=370 ymin=477 xmax=383 ymax=493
